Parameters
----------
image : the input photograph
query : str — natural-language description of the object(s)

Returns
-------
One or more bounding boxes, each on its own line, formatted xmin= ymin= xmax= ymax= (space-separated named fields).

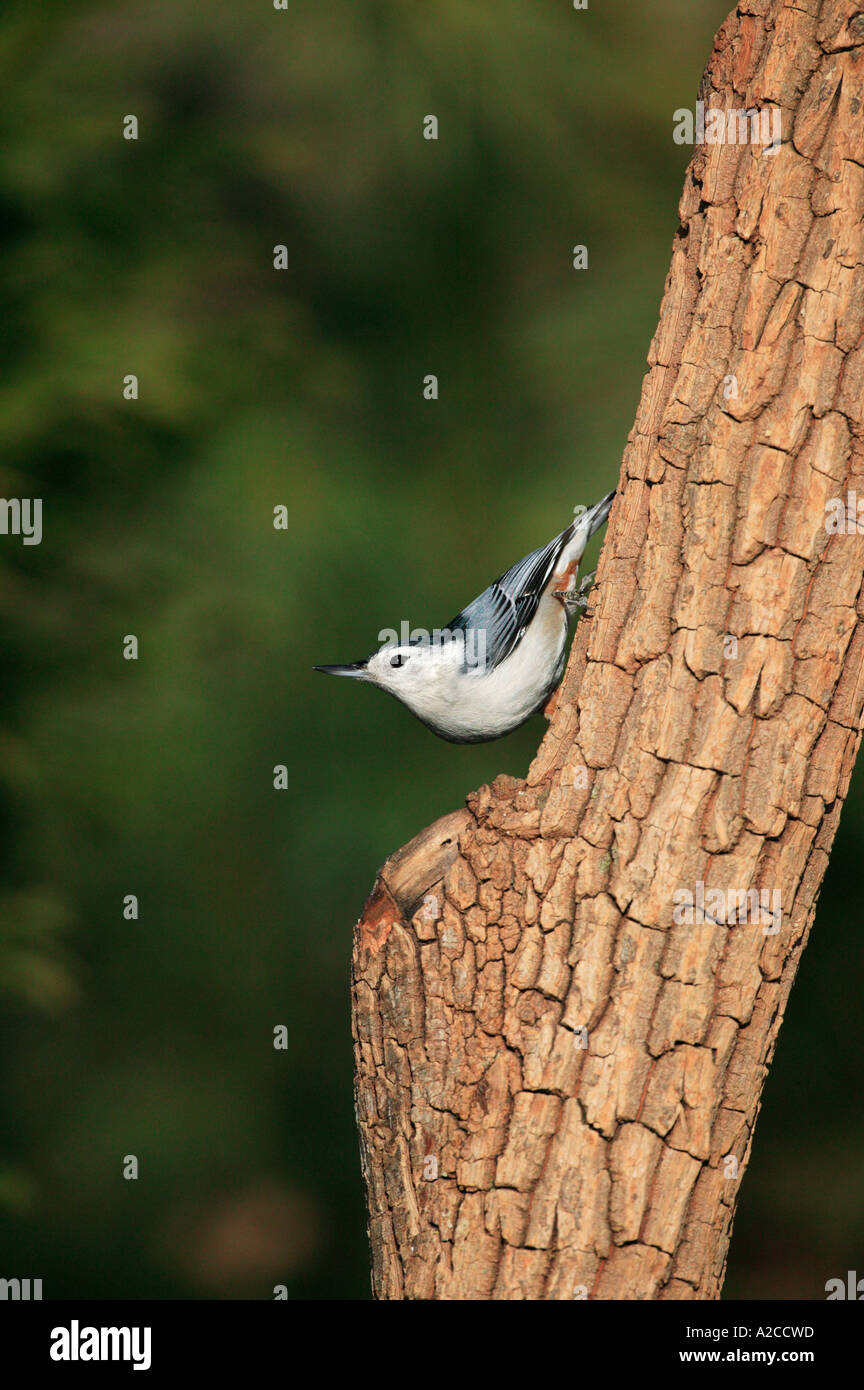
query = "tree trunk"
xmin=351 ymin=0 xmax=864 ymax=1300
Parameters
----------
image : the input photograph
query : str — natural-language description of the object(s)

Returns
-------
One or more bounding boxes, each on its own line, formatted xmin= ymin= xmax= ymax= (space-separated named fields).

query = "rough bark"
xmin=351 ymin=0 xmax=864 ymax=1300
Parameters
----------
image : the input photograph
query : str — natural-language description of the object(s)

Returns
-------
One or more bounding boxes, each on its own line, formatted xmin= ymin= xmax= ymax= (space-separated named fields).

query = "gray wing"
xmin=443 ymin=522 xmax=576 ymax=672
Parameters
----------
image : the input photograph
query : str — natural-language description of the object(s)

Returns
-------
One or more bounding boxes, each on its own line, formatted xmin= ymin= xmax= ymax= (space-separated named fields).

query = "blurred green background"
xmin=0 ymin=0 xmax=861 ymax=1300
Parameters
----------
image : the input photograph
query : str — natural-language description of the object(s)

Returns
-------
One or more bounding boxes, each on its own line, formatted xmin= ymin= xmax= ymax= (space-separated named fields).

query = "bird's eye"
xmin=390 ymin=653 xmax=408 ymax=668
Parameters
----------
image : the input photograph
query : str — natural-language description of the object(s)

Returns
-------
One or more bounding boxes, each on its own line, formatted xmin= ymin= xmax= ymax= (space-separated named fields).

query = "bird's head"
xmin=363 ymin=640 xmax=444 ymax=698
xmin=315 ymin=644 xmax=425 ymax=696
xmin=316 ymin=631 xmax=476 ymax=704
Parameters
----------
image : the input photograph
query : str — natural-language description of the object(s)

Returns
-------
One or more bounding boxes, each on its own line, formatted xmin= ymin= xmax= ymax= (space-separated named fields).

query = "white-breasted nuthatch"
xmin=315 ymin=489 xmax=614 ymax=743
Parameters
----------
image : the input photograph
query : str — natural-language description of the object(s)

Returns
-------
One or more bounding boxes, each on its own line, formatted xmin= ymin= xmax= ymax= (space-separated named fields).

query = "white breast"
xmin=398 ymin=590 xmax=569 ymax=742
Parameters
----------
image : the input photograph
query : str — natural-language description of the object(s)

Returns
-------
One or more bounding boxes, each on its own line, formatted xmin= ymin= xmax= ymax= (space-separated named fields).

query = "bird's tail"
xmin=577 ymin=489 xmax=615 ymax=540
xmin=558 ymin=488 xmax=615 ymax=565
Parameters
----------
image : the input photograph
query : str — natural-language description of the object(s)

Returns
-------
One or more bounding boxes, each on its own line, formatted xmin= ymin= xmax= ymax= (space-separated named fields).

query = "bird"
xmin=315 ymin=489 xmax=615 ymax=743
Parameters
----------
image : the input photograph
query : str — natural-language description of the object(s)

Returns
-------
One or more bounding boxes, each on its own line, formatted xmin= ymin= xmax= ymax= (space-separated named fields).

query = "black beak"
xmin=314 ymin=661 xmax=369 ymax=679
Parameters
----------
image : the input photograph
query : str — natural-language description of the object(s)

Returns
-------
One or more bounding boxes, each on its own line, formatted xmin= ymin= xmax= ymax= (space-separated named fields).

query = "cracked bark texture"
xmin=351 ymin=0 xmax=864 ymax=1300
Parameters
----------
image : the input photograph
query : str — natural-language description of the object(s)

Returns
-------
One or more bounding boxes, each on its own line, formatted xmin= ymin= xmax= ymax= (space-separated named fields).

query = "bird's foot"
xmin=556 ymin=570 xmax=596 ymax=617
